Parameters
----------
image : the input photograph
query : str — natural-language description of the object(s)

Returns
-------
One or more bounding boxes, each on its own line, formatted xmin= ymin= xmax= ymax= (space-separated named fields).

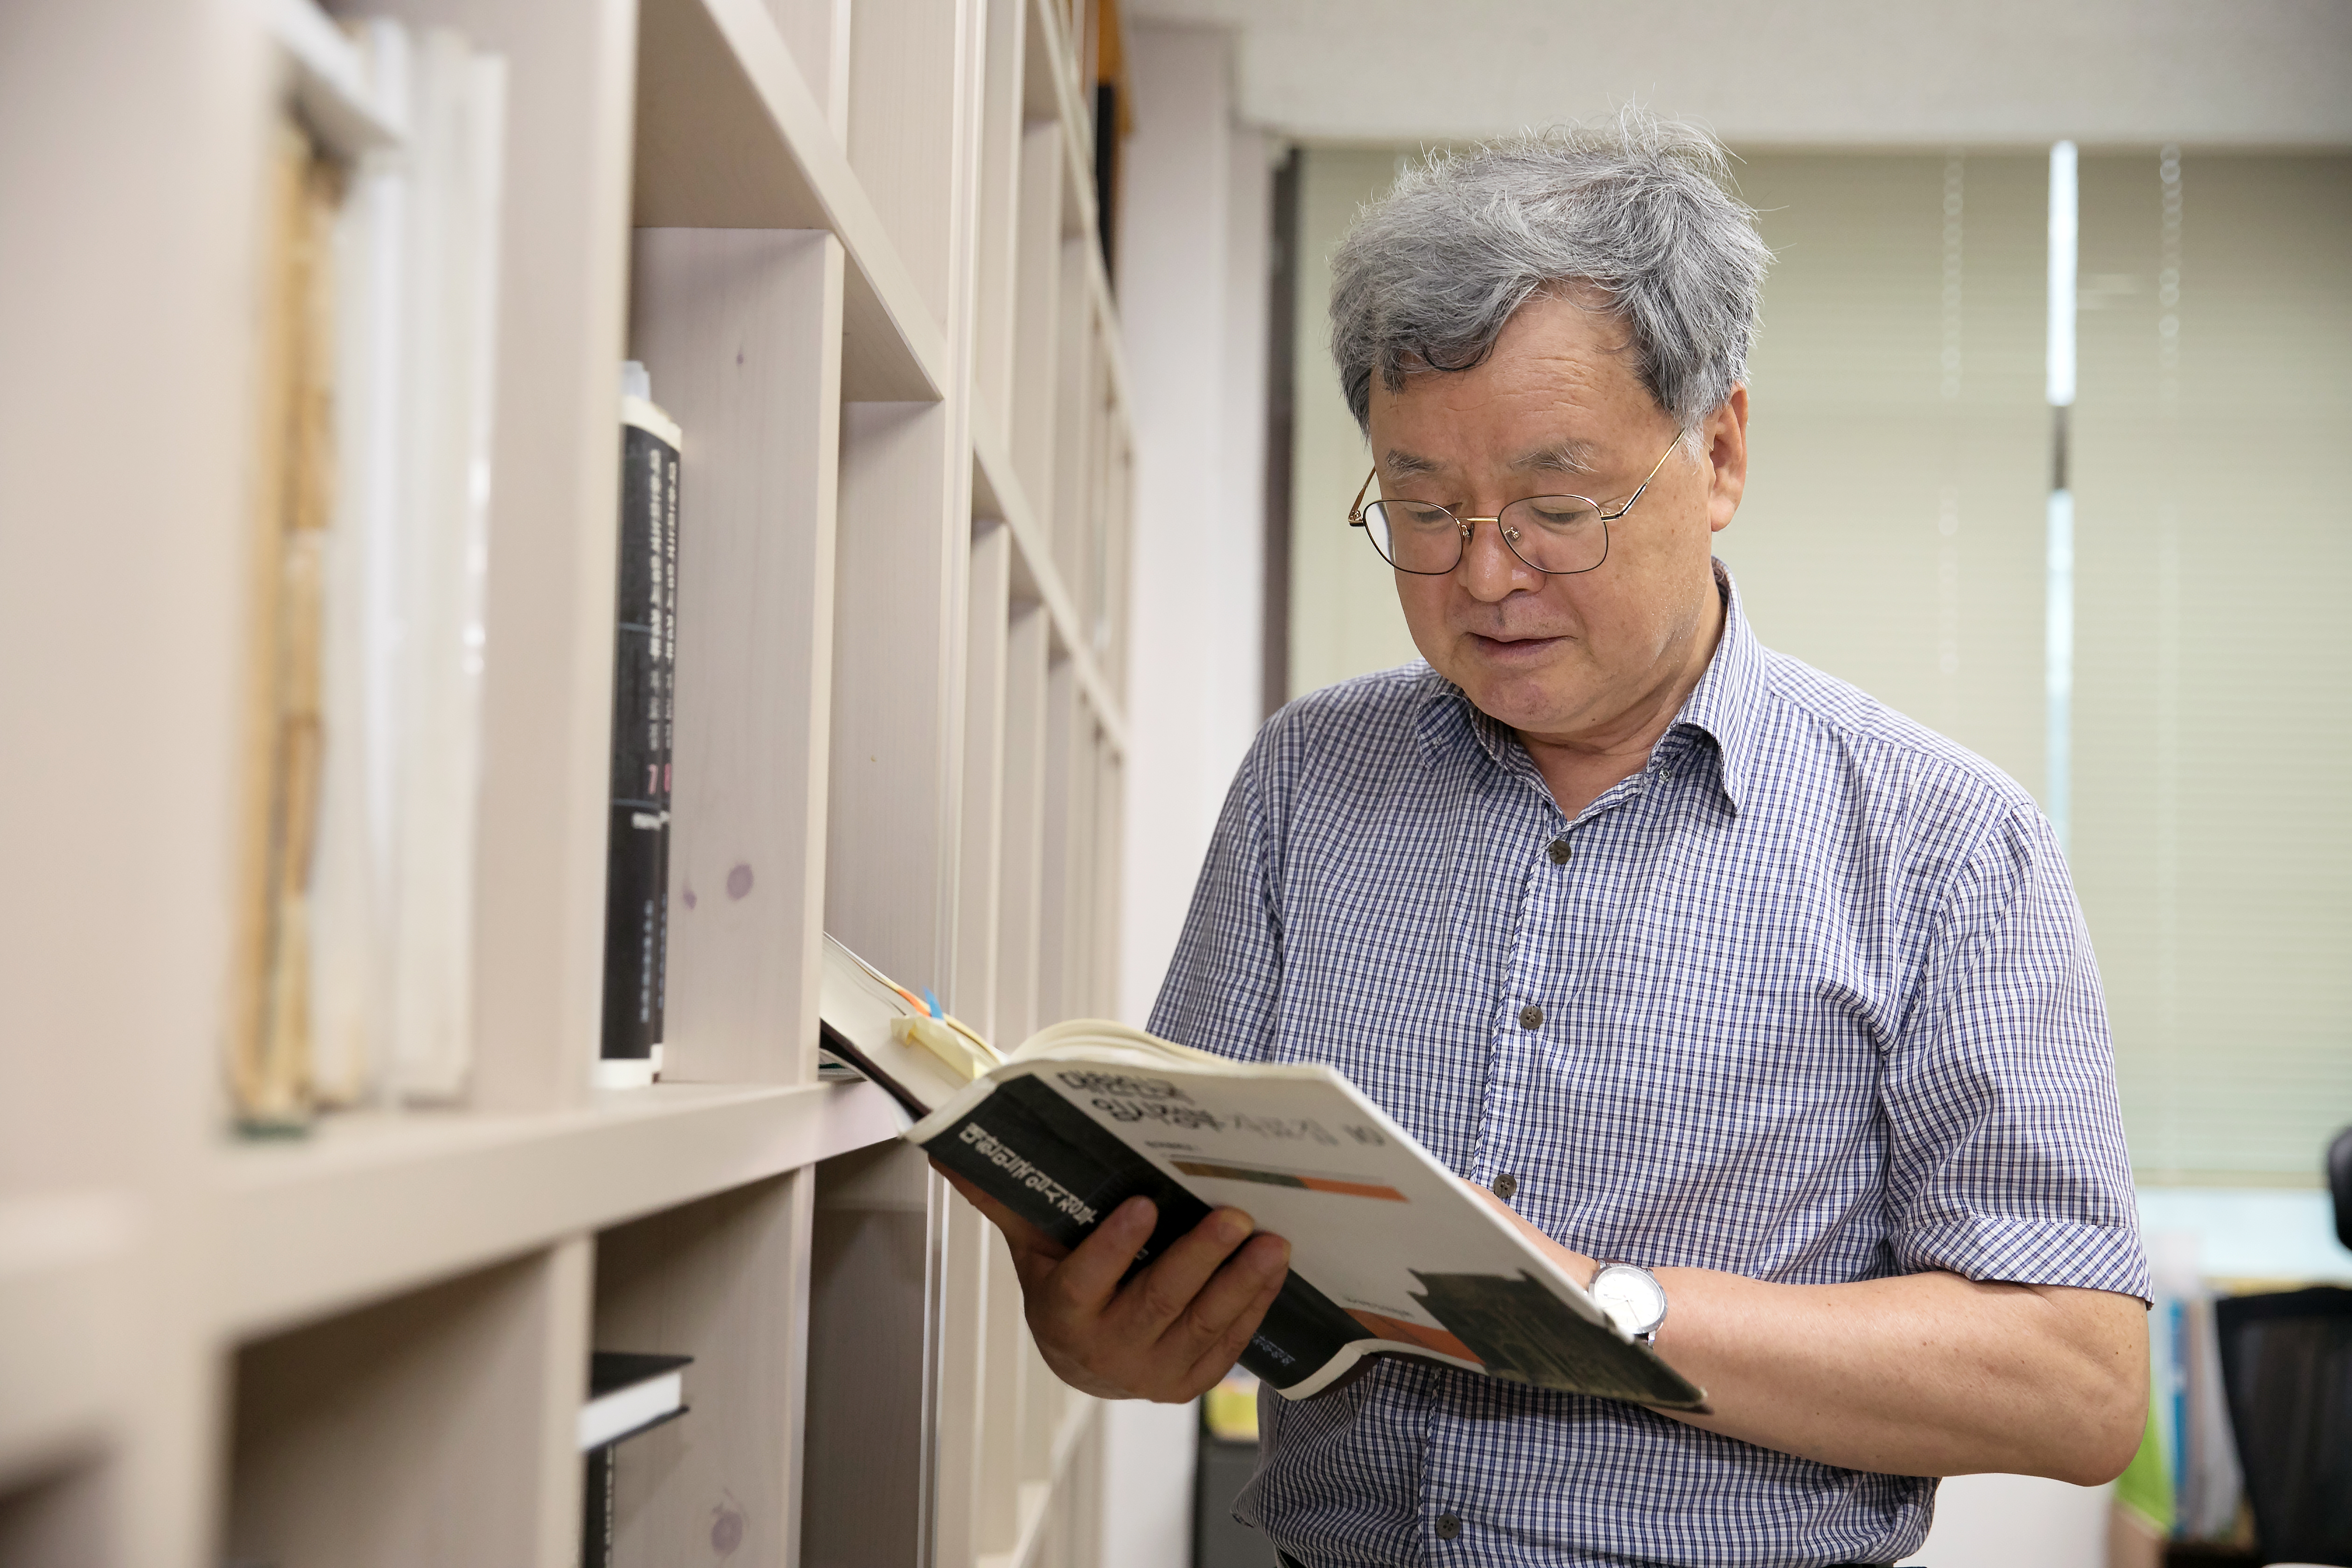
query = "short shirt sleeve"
xmin=1881 ymin=802 xmax=2151 ymax=1301
xmin=1147 ymin=726 xmax=1284 ymax=1065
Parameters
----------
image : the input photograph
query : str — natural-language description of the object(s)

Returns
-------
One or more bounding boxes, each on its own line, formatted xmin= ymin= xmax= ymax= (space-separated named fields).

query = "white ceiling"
xmin=1123 ymin=0 xmax=2352 ymax=148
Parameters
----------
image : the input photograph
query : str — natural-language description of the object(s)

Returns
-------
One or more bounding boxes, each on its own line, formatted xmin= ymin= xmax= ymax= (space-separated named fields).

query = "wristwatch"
xmin=1589 ymin=1262 xmax=1667 ymax=1345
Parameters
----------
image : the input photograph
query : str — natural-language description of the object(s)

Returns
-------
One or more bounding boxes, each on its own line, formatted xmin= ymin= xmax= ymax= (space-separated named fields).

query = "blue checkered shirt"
xmin=1150 ymin=565 xmax=2149 ymax=1568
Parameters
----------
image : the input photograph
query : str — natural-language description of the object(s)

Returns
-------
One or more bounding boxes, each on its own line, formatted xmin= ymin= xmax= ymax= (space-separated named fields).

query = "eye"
xmin=1378 ymin=501 xmax=1456 ymax=532
xmin=1519 ymin=497 xmax=1601 ymax=528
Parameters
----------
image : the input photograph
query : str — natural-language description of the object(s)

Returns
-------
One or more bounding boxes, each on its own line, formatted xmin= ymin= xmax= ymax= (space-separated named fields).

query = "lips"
xmin=1467 ymin=631 xmax=1568 ymax=662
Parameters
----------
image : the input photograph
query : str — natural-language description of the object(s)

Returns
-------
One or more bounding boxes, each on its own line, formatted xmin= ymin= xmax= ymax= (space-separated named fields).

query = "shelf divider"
xmin=631 ymin=227 xmax=846 ymax=1089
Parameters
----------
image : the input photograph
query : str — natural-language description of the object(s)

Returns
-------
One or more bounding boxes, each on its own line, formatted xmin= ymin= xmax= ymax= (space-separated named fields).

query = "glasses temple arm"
xmin=1602 ymin=434 xmax=1687 ymax=521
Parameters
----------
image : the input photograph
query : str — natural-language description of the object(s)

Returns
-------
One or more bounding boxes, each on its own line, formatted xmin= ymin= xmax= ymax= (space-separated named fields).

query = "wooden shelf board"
xmin=271 ymin=0 xmax=404 ymax=155
xmin=1020 ymin=0 xmax=1075 ymax=128
xmin=216 ymin=1080 xmax=904 ymax=1340
xmin=1078 ymin=239 xmax=1134 ymax=430
xmin=1019 ymin=0 xmax=1135 ymax=434
xmin=633 ymin=0 xmax=946 ymax=402
xmin=972 ymin=421 xmax=1128 ymax=755
xmin=975 ymin=1398 xmax=1099 ymax=1568
xmin=1036 ymin=0 xmax=1094 ymax=149
xmin=0 ymin=1192 xmax=139 ymax=1485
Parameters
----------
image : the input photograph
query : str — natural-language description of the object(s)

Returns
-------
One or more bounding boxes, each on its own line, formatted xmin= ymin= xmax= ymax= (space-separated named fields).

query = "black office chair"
xmin=2211 ymin=1126 xmax=2352 ymax=1568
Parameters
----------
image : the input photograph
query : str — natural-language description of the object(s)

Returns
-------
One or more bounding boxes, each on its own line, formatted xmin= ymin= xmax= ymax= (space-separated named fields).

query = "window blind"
xmin=2069 ymin=153 xmax=2352 ymax=1184
xmin=1719 ymin=153 xmax=2053 ymax=796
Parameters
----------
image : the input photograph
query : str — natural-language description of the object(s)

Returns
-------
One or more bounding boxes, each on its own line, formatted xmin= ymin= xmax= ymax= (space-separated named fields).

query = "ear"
xmin=1704 ymin=385 xmax=1749 ymax=535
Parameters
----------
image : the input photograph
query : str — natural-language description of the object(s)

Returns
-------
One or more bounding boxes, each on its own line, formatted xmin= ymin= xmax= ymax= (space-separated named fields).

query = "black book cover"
xmin=818 ymin=1019 xmax=932 ymax=1121
xmin=600 ymin=409 xmax=679 ymax=1063
xmin=590 ymin=1350 xmax=692 ymax=1396
xmin=580 ymin=1351 xmax=693 ymax=1568
xmin=581 ymin=1443 xmax=614 ymax=1568
xmin=921 ymin=1073 xmax=1366 ymax=1391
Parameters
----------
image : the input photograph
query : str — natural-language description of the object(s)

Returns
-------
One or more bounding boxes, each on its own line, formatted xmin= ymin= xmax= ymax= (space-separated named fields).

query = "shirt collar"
xmin=1411 ymin=558 xmax=1764 ymax=814
xmin=1663 ymin=559 xmax=1764 ymax=813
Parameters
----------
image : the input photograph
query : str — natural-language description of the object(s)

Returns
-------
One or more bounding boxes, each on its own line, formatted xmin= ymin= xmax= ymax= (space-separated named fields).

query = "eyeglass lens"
xmin=1362 ymin=497 xmax=1608 ymax=575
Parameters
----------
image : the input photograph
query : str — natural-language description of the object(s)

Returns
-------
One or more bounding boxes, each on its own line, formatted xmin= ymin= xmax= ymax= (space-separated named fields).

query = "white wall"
xmin=1898 ymin=1474 xmax=2112 ymax=1568
xmin=1106 ymin=23 xmax=1271 ymax=1568
xmin=1115 ymin=23 xmax=1268 ymax=1030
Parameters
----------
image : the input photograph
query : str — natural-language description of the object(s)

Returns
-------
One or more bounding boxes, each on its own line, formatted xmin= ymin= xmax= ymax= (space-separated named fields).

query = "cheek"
xmin=1393 ymin=573 xmax=1451 ymax=625
xmin=1544 ymin=574 xmax=1657 ymax=653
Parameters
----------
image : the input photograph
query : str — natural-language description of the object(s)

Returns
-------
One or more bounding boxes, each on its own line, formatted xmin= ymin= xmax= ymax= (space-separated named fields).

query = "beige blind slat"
xmin=2073 ymin=153 xmax=2352 ymax=1183
xmin=1721 ymin=154 xmax=2051 ymax=794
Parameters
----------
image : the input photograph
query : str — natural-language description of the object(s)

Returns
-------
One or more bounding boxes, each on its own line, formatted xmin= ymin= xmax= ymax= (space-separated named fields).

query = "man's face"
xmin=1365 ymin=290 xmax=1745 ymax=744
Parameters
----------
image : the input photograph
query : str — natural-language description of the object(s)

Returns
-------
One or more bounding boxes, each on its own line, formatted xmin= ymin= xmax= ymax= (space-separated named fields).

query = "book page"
xmin=917 ymin=1050 xmax=1704 ymax=1408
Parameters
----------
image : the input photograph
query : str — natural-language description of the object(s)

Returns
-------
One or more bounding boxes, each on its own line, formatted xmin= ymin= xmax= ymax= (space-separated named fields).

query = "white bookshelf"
xmin=0 ymin=0 xmax=1134 ymax=1561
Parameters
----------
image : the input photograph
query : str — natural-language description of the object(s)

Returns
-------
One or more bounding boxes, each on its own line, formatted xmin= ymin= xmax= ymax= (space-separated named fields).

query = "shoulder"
xmin=1251 ymin=660 xmax=1451 ymax=775
xmin=1749 ymin=647 xmax=2044 ymax=855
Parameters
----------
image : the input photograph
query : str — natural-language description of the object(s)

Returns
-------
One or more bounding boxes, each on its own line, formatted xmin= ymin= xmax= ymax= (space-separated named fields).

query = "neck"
xmin=1517 ymin=583 xmax=1726 ymax=820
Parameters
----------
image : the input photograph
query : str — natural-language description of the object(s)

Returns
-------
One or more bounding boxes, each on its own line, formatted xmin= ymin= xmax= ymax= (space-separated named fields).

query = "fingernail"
xmin=1116 ymin=1196 xmax=1155 ymax=1231
xmin=1256 ymin=1238 xmax=1291 ymax=1278
xmin=1215 ymin=1210 xmax=1253 ymax=1245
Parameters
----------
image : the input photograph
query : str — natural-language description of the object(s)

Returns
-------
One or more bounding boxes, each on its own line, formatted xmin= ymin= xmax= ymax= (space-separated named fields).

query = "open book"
xmin=820 ymin=937 xmax=1706 ymax=1410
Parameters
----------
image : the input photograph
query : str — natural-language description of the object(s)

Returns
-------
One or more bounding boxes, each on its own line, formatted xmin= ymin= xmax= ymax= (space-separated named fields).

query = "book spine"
xmin=581 ymin=1443 xmax=614 ymax=1568
xmin=600 ymin=409 xmax=679 ymax=1064
xmin=231 ymin=112 xmax=343 ymax=1133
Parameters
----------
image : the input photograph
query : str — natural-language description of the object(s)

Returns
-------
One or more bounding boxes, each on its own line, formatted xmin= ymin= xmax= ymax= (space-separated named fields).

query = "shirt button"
xmin=1518 ymin=1003 xmax=1544 ymax=1030
xmin=1435 ymin=1513 xmax=1463 ymax=1541
xmin=1491 ymin=1173 xmax=1517 ymax=1201
xmin=1546 ymin=837 xmax=1571 ymax=864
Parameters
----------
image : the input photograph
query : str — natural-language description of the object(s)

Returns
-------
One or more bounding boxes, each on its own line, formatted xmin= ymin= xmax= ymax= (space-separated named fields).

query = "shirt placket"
xmin=1420 ymin=756 xmax=1647 ymax=1561
xmin=1416 ymin=749 xmax=1697 ymax=1561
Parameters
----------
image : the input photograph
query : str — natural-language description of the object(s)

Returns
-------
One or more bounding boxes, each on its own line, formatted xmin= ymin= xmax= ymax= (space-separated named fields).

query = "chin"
xmin=1451 ymin=663 xmax=1575 ymax=733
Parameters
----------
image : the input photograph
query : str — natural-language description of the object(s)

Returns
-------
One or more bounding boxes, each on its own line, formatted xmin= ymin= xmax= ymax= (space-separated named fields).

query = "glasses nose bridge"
xmin=1448 ymin=505 xmax=1534 ymax=572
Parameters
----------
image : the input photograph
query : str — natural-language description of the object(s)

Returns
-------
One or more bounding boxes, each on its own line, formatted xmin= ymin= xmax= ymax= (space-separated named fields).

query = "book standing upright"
xmin=597 ymin=365 xmax=682 ymax=1090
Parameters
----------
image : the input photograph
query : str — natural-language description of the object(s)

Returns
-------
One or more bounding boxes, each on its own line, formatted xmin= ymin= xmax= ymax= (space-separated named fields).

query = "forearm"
xmin=1467 ymin=1191 xmax=2145 ymax=1479
xmin=1651 ymin=1267 xmax=2148 ymax=1482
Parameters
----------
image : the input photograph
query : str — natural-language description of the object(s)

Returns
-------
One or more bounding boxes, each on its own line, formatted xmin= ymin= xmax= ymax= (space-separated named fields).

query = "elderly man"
xmin=948 ymin=114 xmax=2149 ymax=1567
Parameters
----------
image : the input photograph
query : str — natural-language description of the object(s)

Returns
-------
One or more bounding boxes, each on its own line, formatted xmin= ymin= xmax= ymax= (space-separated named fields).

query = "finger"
xmin=1174 ymin=1264 xmax=1288 ymax=1402
xmin=1108 ymin=1206 xmax=1258 ymax=1342
xmin=935 ymin=1165 xmax=1071 ymax=1267
xmin=1034 ymin=1196 xmax=1159 ymax=1325
xmin=1151 ymin=1232 xmax=1290 ymax=1372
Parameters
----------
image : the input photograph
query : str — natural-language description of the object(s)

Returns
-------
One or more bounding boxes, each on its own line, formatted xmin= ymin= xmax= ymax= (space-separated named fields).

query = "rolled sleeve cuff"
xmin=1893 ymin=1212 xmax=2153 ymax=1302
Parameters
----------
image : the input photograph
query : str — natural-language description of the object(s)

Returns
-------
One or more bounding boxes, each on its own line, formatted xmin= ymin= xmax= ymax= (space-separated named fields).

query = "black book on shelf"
xmin=596 ymin=362 xmax=682 ymax=1090
xmin=580 ymin=1351 xmax=691 ymax=1568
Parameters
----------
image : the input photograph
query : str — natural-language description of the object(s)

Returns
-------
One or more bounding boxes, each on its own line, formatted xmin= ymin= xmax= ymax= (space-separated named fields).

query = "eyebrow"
xmin=1378 ymin=439 xmax=1604 ymax=483
xmin=1379 ymin=448 xmax=1445 ymax=480
xmin=1509 ymin=439 xmax=1603 ymax=477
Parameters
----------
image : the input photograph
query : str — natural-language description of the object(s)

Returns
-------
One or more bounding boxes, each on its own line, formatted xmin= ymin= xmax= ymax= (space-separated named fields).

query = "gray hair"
xmin=1329 ymin=110 xmax=1771 ymax=442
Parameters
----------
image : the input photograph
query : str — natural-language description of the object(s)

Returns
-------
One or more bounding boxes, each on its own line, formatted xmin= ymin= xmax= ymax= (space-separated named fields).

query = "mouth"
xmin=1468 ymin=631 xmax=1568 ymax=661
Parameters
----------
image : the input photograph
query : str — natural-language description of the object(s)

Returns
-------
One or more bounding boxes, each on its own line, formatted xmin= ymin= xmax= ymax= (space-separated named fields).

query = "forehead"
xmin=1367 ymin=292 xmax=1648 ymax=461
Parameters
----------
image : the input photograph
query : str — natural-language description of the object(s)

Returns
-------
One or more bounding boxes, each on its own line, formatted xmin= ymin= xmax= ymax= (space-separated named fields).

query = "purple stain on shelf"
xmin=726 ymin=863 xmax=754 ymax=901
xmin=682 ymin=883 xmax=698 ymax=910
xmin=710 ymin=1496 xmax=745 ymax=1557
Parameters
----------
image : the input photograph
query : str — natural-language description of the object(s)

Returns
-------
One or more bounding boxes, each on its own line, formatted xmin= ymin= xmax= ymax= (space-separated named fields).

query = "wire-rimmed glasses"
xmin=1346 ymin=436 xmax=1681 ymax=575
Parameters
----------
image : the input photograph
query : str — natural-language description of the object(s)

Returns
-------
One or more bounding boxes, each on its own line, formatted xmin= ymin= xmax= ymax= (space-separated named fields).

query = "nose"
xmin=1456 ymin=514 xmax=1543 ymax=602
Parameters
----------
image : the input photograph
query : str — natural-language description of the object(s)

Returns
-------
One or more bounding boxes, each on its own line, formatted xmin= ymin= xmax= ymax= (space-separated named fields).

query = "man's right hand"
xmin=937 ymin=1167 xmax=1292 ymax=1403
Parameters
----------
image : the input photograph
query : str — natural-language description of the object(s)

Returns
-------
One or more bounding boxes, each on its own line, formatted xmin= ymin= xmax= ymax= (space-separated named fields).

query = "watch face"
xmin=1591 ymin=1266 xmax=1666 ymax=1337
